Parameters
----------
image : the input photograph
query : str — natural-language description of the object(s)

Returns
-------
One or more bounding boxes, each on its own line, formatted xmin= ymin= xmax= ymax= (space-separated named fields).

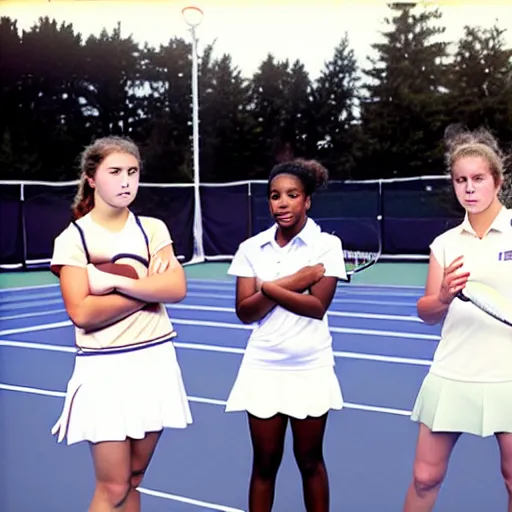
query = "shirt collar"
xmin=259 ymin=217 xmax=322 ymax=247
xmin=460 ymin=206 xmax=511 ymax=236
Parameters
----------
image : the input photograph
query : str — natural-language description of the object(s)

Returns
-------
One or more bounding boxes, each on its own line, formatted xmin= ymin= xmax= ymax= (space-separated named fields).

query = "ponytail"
xmin=71 ymin=175 xmax=95 ymax=220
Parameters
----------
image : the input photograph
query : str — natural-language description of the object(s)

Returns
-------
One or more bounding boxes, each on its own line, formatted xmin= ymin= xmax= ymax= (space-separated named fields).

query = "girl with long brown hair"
xmin=50 ymin=136 xmax=192 ymax=512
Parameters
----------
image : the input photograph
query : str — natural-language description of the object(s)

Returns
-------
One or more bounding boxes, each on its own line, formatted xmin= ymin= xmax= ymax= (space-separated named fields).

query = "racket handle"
xmin=456 ymin=291 xmax=470 ymax=302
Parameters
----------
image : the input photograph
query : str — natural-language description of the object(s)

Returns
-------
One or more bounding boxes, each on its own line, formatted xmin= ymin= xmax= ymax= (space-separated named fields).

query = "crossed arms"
xmin=235 ymin=264 xmax=339 ymax=324
xmin=59 ymin=245 xmax=185 ymax=332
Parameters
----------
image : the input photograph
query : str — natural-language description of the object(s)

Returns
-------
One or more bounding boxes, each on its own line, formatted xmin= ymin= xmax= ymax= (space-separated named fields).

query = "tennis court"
xmin=0 ymin=267 xmax=507 ymax=511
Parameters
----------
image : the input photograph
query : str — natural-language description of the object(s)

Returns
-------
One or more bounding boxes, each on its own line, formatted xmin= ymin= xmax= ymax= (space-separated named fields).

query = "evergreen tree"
xmin=308 ymin=34 xmax=360 ymax=179
xmin=447 ymin=24 xmax=512 ymax=142
xmin=248 ymin=54 xmax=311 ymax=176
xmin=360 ymin=4 xmax=450 ymax=178
xmin=198 ymin=53 xmax=252 ymax=182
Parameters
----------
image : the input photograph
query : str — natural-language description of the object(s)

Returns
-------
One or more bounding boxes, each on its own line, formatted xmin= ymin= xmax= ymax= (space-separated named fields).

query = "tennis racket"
xmin=95 ymin=261 xmax=139 ymax=279
xmin=457 ymin=281 xmax=512 ymax=327
xmin=335 ymin=212 xmax=382 ymax=283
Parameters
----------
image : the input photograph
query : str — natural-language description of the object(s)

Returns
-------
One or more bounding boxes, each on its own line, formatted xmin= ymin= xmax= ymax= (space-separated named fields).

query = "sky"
xmin=1 ymin=0 xmax=511 ymax=79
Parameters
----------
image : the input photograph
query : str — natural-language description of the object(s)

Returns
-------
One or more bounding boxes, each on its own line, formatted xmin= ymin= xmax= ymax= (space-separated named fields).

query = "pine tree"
xmin=308 ymin=34 xmax=360 ymax=179
xmin=447 ymin=24 xmax=512 ymax=142
xmin=360 ymin=4 xmax=450 ymax=178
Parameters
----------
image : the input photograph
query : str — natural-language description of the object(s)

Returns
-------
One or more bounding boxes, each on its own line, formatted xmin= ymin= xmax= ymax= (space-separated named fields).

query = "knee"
xmin=412 ymin=463 xmax=446 ymax=496
xmin=96 ymin=480 xmax=132 ymax=509
xmin=499 ymin=453 xmax=512 ymax=493
xmin=130 ymin=468 xmax=146 ymax=489
xmin=294 ymin=449 xmax=325 ymax=478
xmin=252 ymin=451 xmax=283 ymax=481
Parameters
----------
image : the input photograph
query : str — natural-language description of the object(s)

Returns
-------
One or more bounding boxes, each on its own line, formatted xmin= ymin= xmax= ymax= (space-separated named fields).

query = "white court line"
xmin=0 ymin=298 xmax=63 ymax=311
xmin=0 ymin=340 xmax=76 ymax=353
xmin=0 ymin=291 xmax=62 ymax=302
xmin=0 ymin=318 xmax=440 ymax=341
xmin=0 ymin=290 xmax=419 ymax=309
xmin=0 ymin=279 xmax=229 ymax=293
xmin=0 ymin=283 xmax=60 ymax=293
xmin=0 ymin=339 xmax=433 ymax=367
xmin=137 ymin=487 xmax=245 ymax=512
xmin=170 ymin=282 xmax=422 ymax=298
xmin=0 ymin=288 xmax=421 ymax=307
xmin=0 ymin=278 xmax=423 ymax=294
xmin=0 ymin=382 xmax=412 ymax=418
xmin=184 ymin=293 xmax=418 ymax=307
xmin=0 ymin=308 xmax=66 ymax=321
xmin=0 ymin=293 xmax=419 ymax=311
xmin=0 ymin=303 xmax=424 ymax=323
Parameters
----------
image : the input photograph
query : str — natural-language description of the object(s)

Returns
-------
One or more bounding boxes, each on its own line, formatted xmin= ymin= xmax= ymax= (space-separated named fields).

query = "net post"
xmin=20 ymin=183 xmax=28 ymax=271
xmin=182 ymin=6 xmax=205 ymax=264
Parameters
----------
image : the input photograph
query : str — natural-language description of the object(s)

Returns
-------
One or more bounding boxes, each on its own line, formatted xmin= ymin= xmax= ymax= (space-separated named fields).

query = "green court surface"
xmin=0 ymin=261 xmax=428 ymax=289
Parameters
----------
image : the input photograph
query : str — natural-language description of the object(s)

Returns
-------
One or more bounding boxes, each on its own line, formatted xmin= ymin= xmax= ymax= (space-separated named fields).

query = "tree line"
xmin=0 ymin=4 xmax=511 ymax=184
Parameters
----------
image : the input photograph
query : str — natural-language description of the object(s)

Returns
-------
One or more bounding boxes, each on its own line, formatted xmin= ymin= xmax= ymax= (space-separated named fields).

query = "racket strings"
xmin=461 ymin=282 xmax=512 ymax=326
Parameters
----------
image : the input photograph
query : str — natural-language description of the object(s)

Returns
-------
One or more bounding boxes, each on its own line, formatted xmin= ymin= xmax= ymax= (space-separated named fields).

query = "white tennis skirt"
xmin=52 ymin=340 xmax=193 ymax=445
xmin=411 ymin=372 xmax=512 ymax=438
xmin=225 ymin=364 xmax=343 ymax=419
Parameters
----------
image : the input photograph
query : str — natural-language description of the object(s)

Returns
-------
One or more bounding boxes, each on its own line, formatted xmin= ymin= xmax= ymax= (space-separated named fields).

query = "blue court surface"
xmin=0 ymin=277 xmax=507 ymax=511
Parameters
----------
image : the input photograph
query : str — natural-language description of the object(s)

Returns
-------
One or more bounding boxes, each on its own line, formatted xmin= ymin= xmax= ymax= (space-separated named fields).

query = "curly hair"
xmin=267 ymin=158 xmax=329 ymax=197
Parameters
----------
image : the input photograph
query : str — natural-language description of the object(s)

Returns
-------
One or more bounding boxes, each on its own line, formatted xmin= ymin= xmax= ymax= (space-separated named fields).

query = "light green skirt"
xmin=411 ymin=372 xmax=512 ymax=438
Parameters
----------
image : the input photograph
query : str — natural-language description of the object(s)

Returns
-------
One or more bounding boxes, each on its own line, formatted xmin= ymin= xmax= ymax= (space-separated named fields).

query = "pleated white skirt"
xmin=411 ymin=372 xmax=512 ymax=437
xmin=225 ymin=364 xmax=343 ymax=419
xmin=52 ymin=340 xmax=192 ymax=445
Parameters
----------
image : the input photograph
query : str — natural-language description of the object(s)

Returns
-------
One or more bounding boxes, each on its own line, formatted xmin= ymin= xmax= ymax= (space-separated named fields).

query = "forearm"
xmin=236 ymin=291 xmax=276 ymax=324
xmin=115 ymin=267 xmax=187 ymax=304
xmin=236 ymin=273 xmax=314 ymax=324
xmin=273 ymin=274 xmax=310 ymax=292
xmin=74 ymin=294 xmax=147 ymax=331
xmin=417 ymin=295 xmax=450 ymax=325
xmin=261 ymin=282 xmax=325 ymax=320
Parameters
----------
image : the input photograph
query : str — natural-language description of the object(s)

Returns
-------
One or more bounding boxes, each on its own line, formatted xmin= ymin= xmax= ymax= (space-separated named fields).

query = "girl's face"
xmin=88 ymin=152 xmax=140 ymax=210
xmin=452 ymin=155 xmax=501 ymax=215
xmin=269 ymin=174 xmax=310 ymax=230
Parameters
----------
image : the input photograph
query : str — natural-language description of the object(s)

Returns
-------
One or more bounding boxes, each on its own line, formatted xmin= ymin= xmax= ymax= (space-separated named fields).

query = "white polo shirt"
xmin=228 ymin=218 xmax=347 ymax=371
xmin=429 ymin=207 xmax=512 ymax=382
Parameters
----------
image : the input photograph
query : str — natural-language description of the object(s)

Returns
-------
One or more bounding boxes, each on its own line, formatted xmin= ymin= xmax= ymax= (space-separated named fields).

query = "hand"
xmin=86 ymin=264 xmax=121 ymax=296
xmin=438 ymin=256 xmax=470 ymax=305
xmin=149 ymin=255 xmax=169 ymax=276
xmin=294 ymin=264 xmax=326 ymax=289
xmin=149 ymin=251 xmax=182 ymax=276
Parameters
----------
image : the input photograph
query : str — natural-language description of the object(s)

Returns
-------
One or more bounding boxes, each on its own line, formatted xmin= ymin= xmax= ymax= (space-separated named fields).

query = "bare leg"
xmin=290 ymin=414 xmax=329 ymax=512
xmin=125 ymin=431 xmax=163 ymax=512
xmin=496 ymin=432 xmax=512 ymax=512
xmin=403 ymin=424 xmax=460 ymax=512
xmin=247 ymin=413 xmax=288 ymax=512
xmin=89 ymin=440 xmax=132 ymax=512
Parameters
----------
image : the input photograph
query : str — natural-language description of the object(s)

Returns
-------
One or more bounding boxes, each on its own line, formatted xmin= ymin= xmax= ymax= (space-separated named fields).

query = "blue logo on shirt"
xmin=498 ymin=250 xmax=512 ymax=261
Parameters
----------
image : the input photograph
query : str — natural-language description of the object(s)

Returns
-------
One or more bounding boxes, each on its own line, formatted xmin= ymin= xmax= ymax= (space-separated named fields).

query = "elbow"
xmin=235 ymin=304 xmax=257 ymax=324
xmin=68 ymin=308 xmax=91 ymax=330
xmin=161 ymin=273 xmax=187 ymax=303
xmin=308 ymin=299 xmax=327 ymax=320
xmin=418 ymin=316 xmax=437 ymax=326
xmin=236 ymin=309 xmax=255 ymax=325
xmin=310 ymin=307 xmax=326 ymax=320
xmin=417 ymin=313 xmax=442 ymax=326
xmin=169 ymin=283 xmax=187 ymax=303
xmin=416 ymin=300 xmax=443 ymax=326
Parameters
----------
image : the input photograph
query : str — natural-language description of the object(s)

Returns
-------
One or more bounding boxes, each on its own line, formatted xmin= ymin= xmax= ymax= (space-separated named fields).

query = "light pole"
xmin=182 ymin=5 xmax=205 ymax=263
